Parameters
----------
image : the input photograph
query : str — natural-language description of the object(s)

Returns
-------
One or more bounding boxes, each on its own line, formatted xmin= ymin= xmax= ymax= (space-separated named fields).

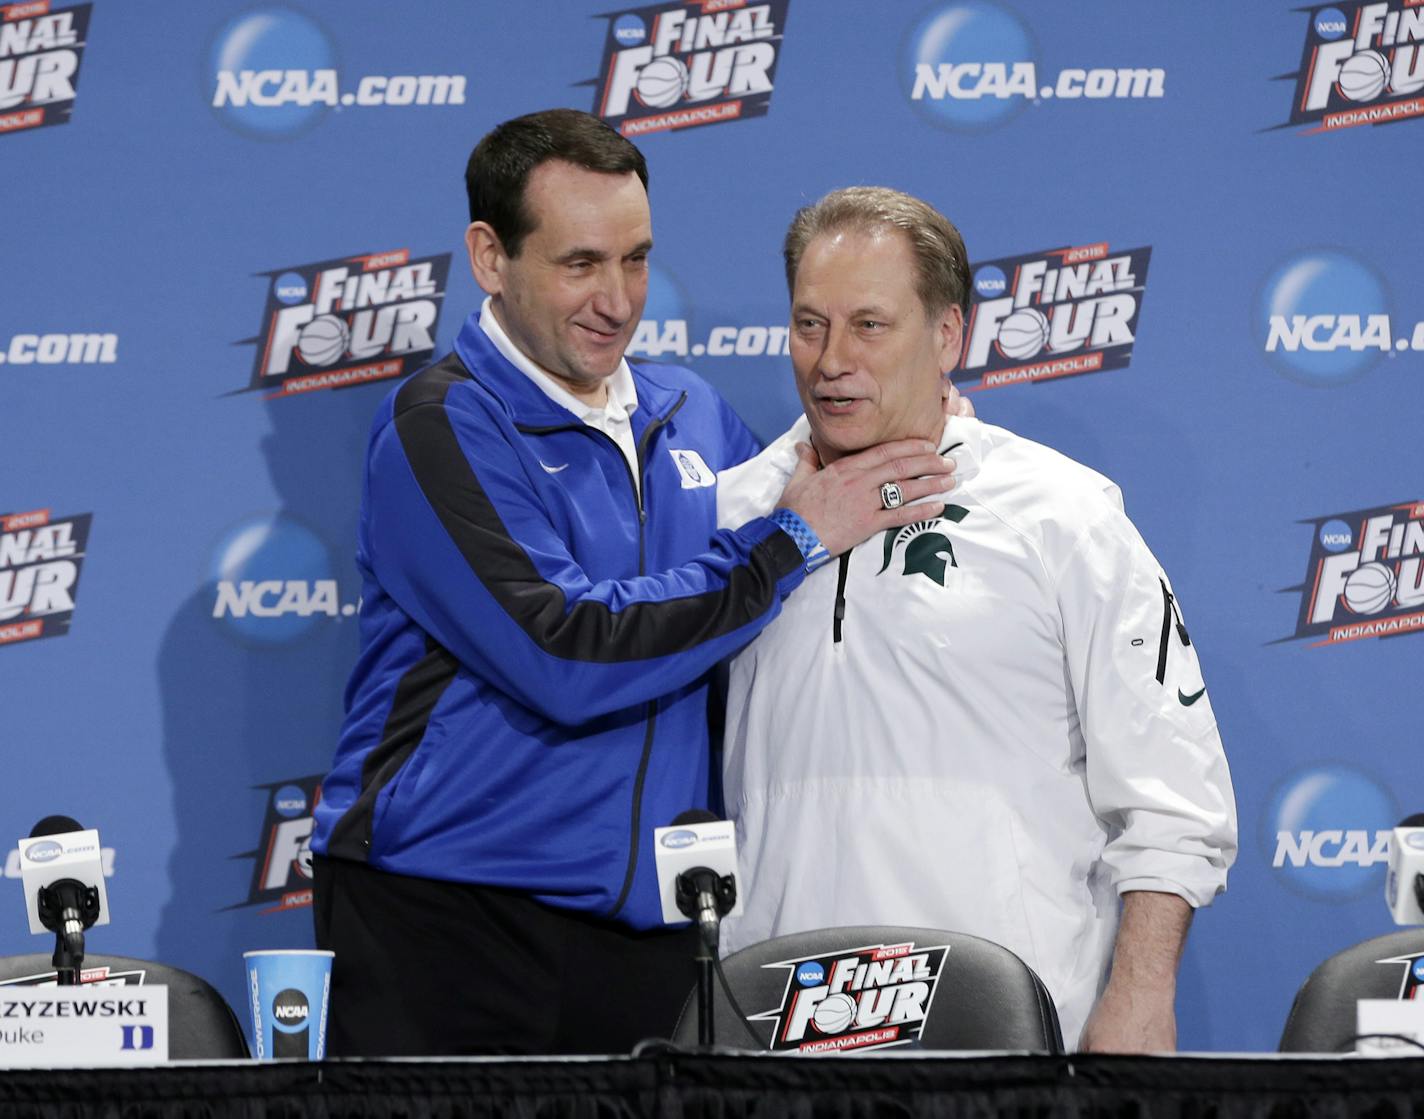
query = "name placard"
xmin=1356 ymin=998 xmax=1424 ymax=1057
xmin=0 ymin=986 xmax=169 ymax=1067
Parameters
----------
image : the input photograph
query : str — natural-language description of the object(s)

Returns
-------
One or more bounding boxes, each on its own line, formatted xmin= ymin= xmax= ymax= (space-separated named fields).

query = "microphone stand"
xmin=37 ymin=880 xmax=100 ymax=986
xmin=676 ymin=868 xmax=737 ymax=1046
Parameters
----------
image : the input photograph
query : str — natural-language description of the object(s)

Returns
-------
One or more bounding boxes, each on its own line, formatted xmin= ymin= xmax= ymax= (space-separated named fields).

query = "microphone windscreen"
xmin=29 ymin=815 xmax=84 ymax=838
xmin=671 ymin=809 xmax=720 ymax=826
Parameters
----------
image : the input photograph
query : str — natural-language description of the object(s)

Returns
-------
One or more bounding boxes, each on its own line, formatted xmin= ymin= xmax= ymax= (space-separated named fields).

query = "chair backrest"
xmin=672 ymin=925 xmax=1062 ymax=1053
xmin=1278 ymin=929 xmax=1424 ymax=1052
xmin=0 ymin=953 xmax=250 ymax=1059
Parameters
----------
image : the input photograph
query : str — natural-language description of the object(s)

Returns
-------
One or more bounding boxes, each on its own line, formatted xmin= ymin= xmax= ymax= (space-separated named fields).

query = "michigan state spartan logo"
xmin=876 ymin=506 xmax=970 ymax=586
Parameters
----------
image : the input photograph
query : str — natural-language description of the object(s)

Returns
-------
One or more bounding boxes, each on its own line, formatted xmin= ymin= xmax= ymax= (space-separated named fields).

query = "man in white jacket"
xmin=718 ymin=187 xmax=1237 ymax=1052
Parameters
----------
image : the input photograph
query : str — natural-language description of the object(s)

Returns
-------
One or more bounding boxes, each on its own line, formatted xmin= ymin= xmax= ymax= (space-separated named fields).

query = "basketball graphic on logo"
xmin=812 ymin=993 xmax=857 ymax=1034
xmin=297 ymin=315 xmax=349 ymax=366
xmin=996 ymin=307 xmax=1050 ymax=360
xmin=1343 ymin=562 xmax=1396 ymax=615
xmin=635 ymin=56 xmax=689 ymax=109
xmin=1337 ymin=50 xmax=1389 ymax=102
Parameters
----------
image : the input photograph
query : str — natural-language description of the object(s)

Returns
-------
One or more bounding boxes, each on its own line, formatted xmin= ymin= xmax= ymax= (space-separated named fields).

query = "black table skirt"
xmin=1 ymin=1052 xmax=1421 ymax=1119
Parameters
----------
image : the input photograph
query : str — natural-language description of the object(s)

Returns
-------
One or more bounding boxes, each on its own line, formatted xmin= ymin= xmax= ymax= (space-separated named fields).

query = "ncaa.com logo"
xmin=1258 ymin=250 xmax=1422 ymax=384
xmin=1266 ymin=764 xmax=1396 ymax=900
xmin=0 ymin=331 xmax=117 ymax=366
xmin=902 ymin=1 xmax=1165 ymax=131
xmin=628 ymin=263 xmax=793 ymax=361
xmin=208 ymin=8 xmax=466 ymax=138
xmin=209 ymin=515 xmax=356 ymax=644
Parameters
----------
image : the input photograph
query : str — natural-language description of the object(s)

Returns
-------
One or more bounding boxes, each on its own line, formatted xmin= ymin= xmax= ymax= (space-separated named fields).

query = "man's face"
xmin=790 ymin=228 xmax=963 ymax=463
xmin=480 ymin=160 xmax=652 ymax=396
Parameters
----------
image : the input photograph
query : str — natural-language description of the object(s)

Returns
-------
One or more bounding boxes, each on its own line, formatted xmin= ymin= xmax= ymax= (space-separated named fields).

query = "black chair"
xmin=672 ymin=925 xmax=1062 ymax=1052
xmin=0 ymin=953 xmax=250 ymax=1059
xmin=1279 ymin=929 xmax=1424 ymax=1052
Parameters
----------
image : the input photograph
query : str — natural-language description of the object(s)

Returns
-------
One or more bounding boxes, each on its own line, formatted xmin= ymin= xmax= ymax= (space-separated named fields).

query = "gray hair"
xmin=783 ymin=186 xmax=970 ymax=317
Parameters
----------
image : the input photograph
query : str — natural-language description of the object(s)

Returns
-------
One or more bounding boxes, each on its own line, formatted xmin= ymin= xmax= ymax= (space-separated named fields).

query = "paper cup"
xmin=243 ymin=949 xmax=333 ymax=1059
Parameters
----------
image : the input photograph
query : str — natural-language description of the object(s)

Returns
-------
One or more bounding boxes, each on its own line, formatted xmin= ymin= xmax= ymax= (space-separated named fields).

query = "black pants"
xmin=312 ymin=854 xmax=699 ymax=1056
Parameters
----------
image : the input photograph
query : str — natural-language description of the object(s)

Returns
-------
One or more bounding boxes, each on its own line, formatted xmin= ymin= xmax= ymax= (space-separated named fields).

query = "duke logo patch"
xmin=669 ymin=449 xmax=716 ymax=489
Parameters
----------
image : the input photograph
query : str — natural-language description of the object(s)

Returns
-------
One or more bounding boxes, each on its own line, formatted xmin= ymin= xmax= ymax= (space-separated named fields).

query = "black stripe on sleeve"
xmin=391 ymin=359 xmax=802 ymax=665
xmin=326 ymin=637 xmax=460 ymax=861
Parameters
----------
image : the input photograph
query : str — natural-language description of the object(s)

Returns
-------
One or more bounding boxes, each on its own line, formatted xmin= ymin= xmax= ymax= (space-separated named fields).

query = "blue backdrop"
xmin=4 ymin=0 xmax=1422 ymax=1052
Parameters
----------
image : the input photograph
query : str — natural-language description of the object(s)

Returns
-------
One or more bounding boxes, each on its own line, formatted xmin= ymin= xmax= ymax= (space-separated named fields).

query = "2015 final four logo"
xmin=0 ymin=0 xmax=90 ymax=135
xmin=1281 ymin=500 xmax=1424 ymax=647
xmin=239 ymin=249 xmax=450 ymax=398
xmin=0 ymin=508 xmax=91 ymax=647
xmin=750 ymin=941 xmax=949 ymax=1053
xmin=1279 ymin=2 xmax=1424 ymax=132
xmin=587 ymin=0 xmax=789 ymax=137
xmin=955 ymin=242 xmax=1152 ymax=391
xmin=231 ymin=777 xmax=323 ymax=914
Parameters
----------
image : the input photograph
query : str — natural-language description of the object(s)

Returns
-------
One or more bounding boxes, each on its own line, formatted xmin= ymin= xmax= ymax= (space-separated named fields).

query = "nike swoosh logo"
xmin=1178 ymin=687 xmax=1206 ymax=707
xmin=540 ymin=462 xmax=569 ymax=474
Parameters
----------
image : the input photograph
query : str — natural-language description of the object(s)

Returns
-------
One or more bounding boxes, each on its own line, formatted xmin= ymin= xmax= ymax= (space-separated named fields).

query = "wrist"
xmin=768 ymin=508 xmax=832 ymax=573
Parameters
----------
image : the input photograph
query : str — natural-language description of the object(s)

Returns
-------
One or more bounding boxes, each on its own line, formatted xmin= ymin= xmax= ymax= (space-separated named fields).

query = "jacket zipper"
xmin=833 ymin=552 xmax=852 ymax=644
xmin=1154 ymin=578 xmax=1191 ymax=684
xmin=608 ymin=391 xmax=686 ymax=920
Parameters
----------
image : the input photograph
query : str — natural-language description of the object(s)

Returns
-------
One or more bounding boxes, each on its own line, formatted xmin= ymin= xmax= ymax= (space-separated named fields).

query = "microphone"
xmin=19 ymin=816 xmax=110 ymax=982
xmin=653 ymin=810 xmax=741 ymax=951
xmin=1385 ymin=813 xmax=1424 ymax=925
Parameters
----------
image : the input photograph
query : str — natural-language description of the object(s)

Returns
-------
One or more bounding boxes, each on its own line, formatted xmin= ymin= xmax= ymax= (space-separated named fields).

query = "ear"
xmin=935 ymin=304 xmax=964 ymax=375
xmin=465 ymin=222 xmax=506 ymax=296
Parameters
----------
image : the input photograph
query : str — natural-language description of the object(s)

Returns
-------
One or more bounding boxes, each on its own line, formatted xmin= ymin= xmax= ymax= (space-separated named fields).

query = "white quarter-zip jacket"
xmin=716 ymin=415 xmax=1237 ymax=1047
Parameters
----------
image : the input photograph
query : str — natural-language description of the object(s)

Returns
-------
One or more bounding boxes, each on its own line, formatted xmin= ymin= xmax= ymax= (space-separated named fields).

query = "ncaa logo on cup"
xmin=1258 ymin=250 xmax=1395 ymax=384
xmin=1266 ymin=765 xmax=1396 ymax=900
xmin=272 ymin=988 xmax=309 ymax=1028
xmin=796 ymin=961 xmax=825 ymax=987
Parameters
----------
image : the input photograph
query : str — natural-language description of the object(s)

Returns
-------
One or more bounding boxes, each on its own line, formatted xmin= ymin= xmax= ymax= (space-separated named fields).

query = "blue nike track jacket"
xmin=311 ymin=312 xmax=806 ymax=929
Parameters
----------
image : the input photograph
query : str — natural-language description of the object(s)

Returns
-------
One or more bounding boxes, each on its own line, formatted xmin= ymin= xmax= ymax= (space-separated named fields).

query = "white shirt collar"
xmin=478 ymin=296 xmax=637 ymax=422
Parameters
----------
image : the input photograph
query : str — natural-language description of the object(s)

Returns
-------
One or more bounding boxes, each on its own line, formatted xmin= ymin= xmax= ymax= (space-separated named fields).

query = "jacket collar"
xmin=452 ymin=309 xmax=683 ymax=428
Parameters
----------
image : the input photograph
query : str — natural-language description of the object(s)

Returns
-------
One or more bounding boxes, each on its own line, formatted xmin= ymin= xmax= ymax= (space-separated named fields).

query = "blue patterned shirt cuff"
xmin=768 ymin=508 xmax=832 ymax=573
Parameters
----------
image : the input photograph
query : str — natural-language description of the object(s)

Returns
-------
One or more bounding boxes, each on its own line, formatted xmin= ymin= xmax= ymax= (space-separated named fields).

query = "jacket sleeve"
xmin=1056 ymin=502 xmax=1238 ymax=907
xmin=364 ymin=396 xmax=807 ymax=726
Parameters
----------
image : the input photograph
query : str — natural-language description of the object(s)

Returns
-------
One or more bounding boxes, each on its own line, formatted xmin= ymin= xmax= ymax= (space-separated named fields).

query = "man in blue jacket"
xmin=309 ymin=109 xmax=955 ymax=1056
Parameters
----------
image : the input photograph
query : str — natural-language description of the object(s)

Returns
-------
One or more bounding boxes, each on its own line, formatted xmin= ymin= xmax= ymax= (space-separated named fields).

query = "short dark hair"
xmin=465 ymin=108 xmax=649 ymax=258
xmin=783 ymin=186 xmax=971 ymax=318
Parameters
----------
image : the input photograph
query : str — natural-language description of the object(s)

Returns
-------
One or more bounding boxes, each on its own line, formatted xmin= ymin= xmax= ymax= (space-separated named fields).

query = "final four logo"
xmin=0 ymin=508 xmax=91 ymax=647
xmin=240 ymin=250 xmax=450 ymax=397
xmin=231 ymin=777 xmax=323 ymax=914
xmin=955 ymin=242 xmax=1152 ymax=391
xmin=0 ymin=1 xmax=91 ymax=135
xmin=1279 ymin=2 xmax=1424 ymax=132
xmin=587 ymin=1 xmax=789 ymax=137
xmin=1281 ymin=500 xmax=1424 ymax=647
xmin=751 ymin=941 xmax=949 ymax=1052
